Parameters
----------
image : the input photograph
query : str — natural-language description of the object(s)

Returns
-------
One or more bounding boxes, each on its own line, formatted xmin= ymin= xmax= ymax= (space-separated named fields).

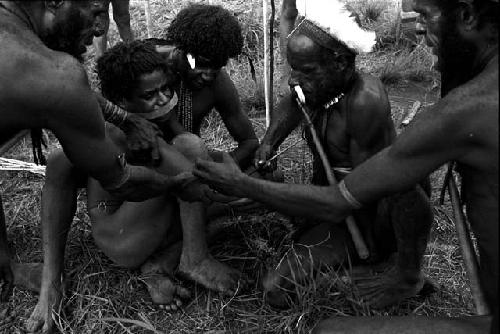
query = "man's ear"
xmin=457 ymin=1 xmax=479 ymax=32
xmin=45 ymin=1 xmax=65 ymax=14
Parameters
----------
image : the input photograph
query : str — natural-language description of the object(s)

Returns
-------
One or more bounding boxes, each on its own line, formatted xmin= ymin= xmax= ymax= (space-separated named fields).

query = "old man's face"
xmin=287 ymin=34 xmax=346 ymax=109
xmin=42 ymin=1 xmax=105 ymax=61
xmin=414 ymin=0 xmax=478 ymax=93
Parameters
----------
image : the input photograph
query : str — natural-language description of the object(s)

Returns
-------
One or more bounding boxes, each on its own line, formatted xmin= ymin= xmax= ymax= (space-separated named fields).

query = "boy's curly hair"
xmin=97 ymin=40 xmax=170 ymax=103
xmin=165 ymin=4 xmax=243 ymax=68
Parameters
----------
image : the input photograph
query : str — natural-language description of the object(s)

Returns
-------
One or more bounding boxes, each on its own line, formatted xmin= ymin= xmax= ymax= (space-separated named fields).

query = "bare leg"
xmin=263 ymin=222 xmax=354 ymax=308
xmin=312 ymin=316 xmax=492 ymax=334
xmin=26 ymin=150 xmax=84 ymax=333
xmin=111 ymin=0 xmax=133 ymax=43
xmin=93 ymin=1 xmax=110 ymax=58
xmin=353 ymin=186 xmax=433 ymax=308
xmin=171 ymin=134 xmax=244 ymax=295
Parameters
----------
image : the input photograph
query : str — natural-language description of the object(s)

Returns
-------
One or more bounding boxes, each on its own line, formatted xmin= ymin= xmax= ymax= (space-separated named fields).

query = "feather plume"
xmin=297 ymin=0 xmax=376 ymax=53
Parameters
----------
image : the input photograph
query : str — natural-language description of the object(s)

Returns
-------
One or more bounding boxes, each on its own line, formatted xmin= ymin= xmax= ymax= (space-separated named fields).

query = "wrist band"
xmin=338 ymin=179 xmax=362 ymax=209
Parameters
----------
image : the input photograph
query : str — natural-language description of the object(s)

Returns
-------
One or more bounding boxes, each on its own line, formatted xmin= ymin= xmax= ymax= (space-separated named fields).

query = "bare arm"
xmin=214 ymin=70 xmax=259 ymax=167
xmin=34 ymin=56 xmax=177 ymax=200
xmin=344 ymin=96 xmax=479 ymax=205
xmin=262 ymin=94 xmax=302 ymax=148
xmin=95 ymin=92 xmax=163 ymax=165
xmin=194 ymin=88 xmax=479 ymax=222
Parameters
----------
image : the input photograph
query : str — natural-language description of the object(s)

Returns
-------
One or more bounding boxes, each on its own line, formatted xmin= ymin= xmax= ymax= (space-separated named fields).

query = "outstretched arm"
xmin=194 ymin=89 xmax=477 ymax=222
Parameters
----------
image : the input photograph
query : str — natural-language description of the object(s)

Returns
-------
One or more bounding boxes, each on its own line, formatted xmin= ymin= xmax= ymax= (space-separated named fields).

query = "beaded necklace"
xmin=178 ymin=81 xmax=193 ymax=133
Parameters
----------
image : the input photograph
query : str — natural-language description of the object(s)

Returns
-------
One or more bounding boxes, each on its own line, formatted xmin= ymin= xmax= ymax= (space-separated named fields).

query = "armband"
xmin=101 ymin=99 xmax=128 ymax=127
xmin=338 ymin=180 xmax=363 ymax=210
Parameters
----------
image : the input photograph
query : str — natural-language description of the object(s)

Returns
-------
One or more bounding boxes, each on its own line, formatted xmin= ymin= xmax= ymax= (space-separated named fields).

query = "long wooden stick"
xmin=293 ymin=89 xmax=369 ymax=260
xmin=145 ymin=0 xmax=153 ymax=38
xmin=447 ymin=166 xmax=490 ymax=315
xmin=263 ymin=0 xmax=271 ymax=128
xmin=268 ymin=0 xmax=275 ymax=123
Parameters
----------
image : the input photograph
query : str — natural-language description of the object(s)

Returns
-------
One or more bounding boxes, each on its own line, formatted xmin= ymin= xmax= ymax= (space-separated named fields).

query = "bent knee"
xmin=171 ymin=133 xmax=208 ymax=160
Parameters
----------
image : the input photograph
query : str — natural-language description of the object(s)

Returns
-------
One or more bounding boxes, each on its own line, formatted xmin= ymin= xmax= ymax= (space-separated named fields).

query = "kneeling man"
xmin=195 ymin=0 xmax=433 ymax=309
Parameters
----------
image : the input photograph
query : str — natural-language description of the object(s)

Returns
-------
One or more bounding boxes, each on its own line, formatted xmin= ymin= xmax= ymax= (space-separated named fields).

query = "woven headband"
xmin=292 ymin=19 xmax=354 ymax=55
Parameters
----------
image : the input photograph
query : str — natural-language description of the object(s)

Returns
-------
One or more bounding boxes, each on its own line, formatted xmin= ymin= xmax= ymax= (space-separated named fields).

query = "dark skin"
xmin=194 ymin=33 xmax=432 ymax=308
xmin=198 ymin=0 xmax=498 ymax=332
xmin=24 ymin=61 xmax=248 ymax=332
xmin=0 ymin=0 xmax=180 ymax=306
xmin=156 ymin=45 xmax=260 ymax=167
xmin=24 ymin=69 xmax=239 ymax=333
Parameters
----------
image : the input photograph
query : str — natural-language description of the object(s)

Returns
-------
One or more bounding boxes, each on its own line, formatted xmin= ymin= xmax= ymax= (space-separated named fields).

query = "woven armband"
xmin=338 ymin=180 xmax=362 ymax=210
xmin=102 ymin=100 xmax=128 ymax=127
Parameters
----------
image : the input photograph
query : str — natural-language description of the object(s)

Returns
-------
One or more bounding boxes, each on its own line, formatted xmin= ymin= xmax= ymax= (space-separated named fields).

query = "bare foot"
xmin=178 ymin=256 xmax=243 ymax=295
xmin=12 ymin=263 xmax=42 ymax=293
xmin=142 ymin=274 xmax=191 ymax=311
xmin=352 ymin=264 xmax=424 ymax=308
xmin=25 ymin=277 xmax=63 ymax=333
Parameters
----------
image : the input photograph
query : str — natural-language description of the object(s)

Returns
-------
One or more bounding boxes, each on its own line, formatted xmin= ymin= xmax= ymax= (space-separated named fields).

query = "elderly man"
xmin=0 ymin=0 xmax=176 ymax=306
xmin=196 ymin=0 xmax=499 ymax=332
xmin=195 ymin=0 xmax=433 ymax=309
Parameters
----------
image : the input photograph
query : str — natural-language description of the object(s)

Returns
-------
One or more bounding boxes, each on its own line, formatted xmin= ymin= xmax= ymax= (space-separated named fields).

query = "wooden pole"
xmin=263 ymin=0 xmax=271 ymax=128
xmin=447 ymin=167 xmax=490 ymax=315
xmin=145 ymin=0 xmax=153 ymax=38
xmin=293 ymin=88 xmax=369 ymax=260
xmin=268 ymin=0 xmax=275 ymax=126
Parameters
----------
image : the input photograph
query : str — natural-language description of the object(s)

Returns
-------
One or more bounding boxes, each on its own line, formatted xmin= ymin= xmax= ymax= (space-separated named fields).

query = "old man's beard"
xmin=42 ymin=10 xmax=94 ymax=62
xmin=439 ymin=18 xmax=477 ymax=97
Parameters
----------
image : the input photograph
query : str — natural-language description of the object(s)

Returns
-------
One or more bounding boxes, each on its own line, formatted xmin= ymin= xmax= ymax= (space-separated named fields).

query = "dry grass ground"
xmin=0 ymin=0 xmax=476 ymax=333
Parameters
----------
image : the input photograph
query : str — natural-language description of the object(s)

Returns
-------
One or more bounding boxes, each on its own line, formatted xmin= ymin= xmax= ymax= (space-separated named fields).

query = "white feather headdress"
xmin=294 ymin=0 xmax=376 ymax=54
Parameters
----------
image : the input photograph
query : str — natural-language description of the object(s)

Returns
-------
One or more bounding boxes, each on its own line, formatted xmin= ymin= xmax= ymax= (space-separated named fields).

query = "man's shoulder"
xmin=347 ymin=72 xmax=390 ymax=115
xmin=443 ymin=60 xmax=498 ymax=115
